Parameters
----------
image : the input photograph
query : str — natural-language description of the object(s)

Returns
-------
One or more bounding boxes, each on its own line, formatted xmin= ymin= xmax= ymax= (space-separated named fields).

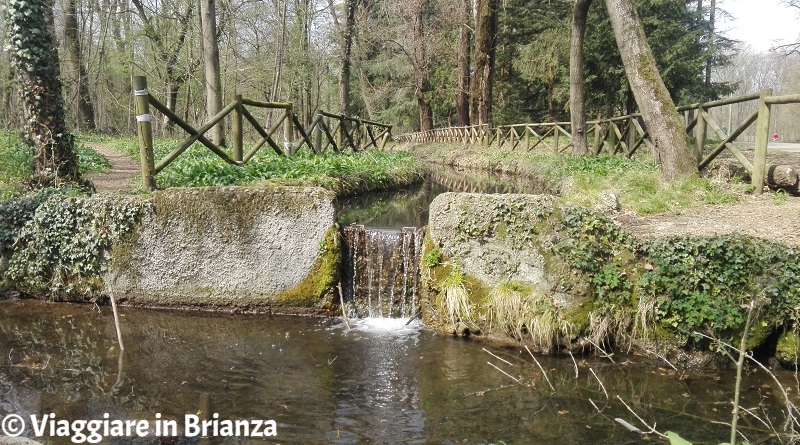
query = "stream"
xmin=1 ymin=166 xmax=797 ymax=444
xmin=1 ymin=299 xmax=795 ymax=444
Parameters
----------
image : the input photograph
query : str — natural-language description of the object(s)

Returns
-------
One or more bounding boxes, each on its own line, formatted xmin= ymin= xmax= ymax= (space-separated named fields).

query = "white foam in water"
xmin=332 ymin=317 xmax=424 ymax=334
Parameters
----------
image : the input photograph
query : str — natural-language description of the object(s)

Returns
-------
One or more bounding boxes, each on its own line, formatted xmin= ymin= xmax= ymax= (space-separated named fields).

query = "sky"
xmin=720 ymin=0 xmax=799 ymax=52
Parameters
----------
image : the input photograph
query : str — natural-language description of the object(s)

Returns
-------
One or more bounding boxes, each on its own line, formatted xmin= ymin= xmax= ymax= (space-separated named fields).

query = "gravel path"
xmin=84 ymin=143 xmax=140 ymax=192
xmin=613 ymin=194 xmax=800 ymax=247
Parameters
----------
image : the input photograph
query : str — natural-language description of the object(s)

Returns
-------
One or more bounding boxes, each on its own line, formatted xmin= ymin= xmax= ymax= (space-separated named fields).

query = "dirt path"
xmin=85 ymin=143 xmax=140 ymax=192
xmin=614 ymin=194 xmax=800 ymax=247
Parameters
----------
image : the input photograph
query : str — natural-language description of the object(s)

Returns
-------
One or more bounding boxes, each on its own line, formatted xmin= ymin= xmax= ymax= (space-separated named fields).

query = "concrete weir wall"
xmin=107 ymin=186 xmax=340 ymax=313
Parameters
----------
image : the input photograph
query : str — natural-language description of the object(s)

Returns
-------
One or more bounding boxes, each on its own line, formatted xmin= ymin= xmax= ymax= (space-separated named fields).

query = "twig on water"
xmin=525 ymin=345 xmax=555 ymax=392
xmin=568 ymin=350 xmax=579 ymax=378
xmin=589 ymin=398 xmax=604 ymax=413
xmin=692 ymin=330 xmax=800 ymax=432
xmin=646 ymin=349 xmax=679 ymax=372
xmin=483 ymin=348 xmax=515 ymax=367
xmin=590 ymin=368 xmax=608 ymax=399
xmin=585 ymin=338 xmax=615 ymax=363
xmin=487 ymin=361 xmax=522 ymax=384
xmin=615 ymin=395 xmax=667 ymax=439
xmin=337 ymin=283 xmax=351 ymax=330
xmin=108 ymin=285 xmax=124 ymax=351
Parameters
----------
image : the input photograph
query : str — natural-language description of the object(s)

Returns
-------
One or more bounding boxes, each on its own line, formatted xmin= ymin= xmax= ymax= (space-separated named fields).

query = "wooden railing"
xmin=397 ymin=90 xmax=800 ymax=193
xmin=133 ymin=76 xmax=393 ymax=190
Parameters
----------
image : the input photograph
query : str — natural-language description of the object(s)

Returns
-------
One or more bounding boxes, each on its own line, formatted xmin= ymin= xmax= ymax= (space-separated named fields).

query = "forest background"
xmin=1 ymin=0 xmax=799 ymax=142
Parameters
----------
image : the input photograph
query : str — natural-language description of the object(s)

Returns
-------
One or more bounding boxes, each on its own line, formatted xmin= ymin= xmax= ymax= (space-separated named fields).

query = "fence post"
xmin=132 ymin=76 xmax=156 ymax=191
xmin=337 ymin=116 xmax=345 ymax=150
xmin=380 ymin=127 xmax=391 ymax=149
xmin=284 ymin=106 xmax=294 ymax=155
xmin=313 ymin=116 xmax=323 ymax=152
xmin=626 ymin=117 xmax=636 ymax=156
xmin=752 ymin=89 xmax=773 ymax=194
xmin=694 ymin=105 xmax=706 ymax=165
xmin=593 ymin=123 xmax=601 ymax=154
xmin=232 ymin=94 xmax=243 ymax=162
xmin=553 ymin=126 xmax=560 ymax=153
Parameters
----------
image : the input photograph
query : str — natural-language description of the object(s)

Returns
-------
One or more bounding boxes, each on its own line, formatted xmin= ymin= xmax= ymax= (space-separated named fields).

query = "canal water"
xmin=0 ymin=300 xmax=796 ymax=444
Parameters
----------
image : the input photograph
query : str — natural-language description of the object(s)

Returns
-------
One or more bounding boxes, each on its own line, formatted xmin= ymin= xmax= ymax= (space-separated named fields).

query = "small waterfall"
xmin=341 ymin=225 xmax=425 ymax=318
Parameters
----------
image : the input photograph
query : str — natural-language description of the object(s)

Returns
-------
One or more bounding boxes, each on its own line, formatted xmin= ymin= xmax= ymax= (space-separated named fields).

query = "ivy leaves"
xmin=552 ymin=207 xmax=800 ymax=347
xmin=2 ymin=192 xmax=150 ymax=298
xmin=641 ymin=235 xmax=800 ymax=339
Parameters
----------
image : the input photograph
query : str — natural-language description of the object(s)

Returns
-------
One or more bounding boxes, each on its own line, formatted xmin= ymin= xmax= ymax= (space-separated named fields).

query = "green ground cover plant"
xmin=109 ymin=137 xmax=426 ymax=194
xmin=399 ymin=142 xmax=739 ymax=214
xmin=0 ymin=133 xmax=111 ymax=197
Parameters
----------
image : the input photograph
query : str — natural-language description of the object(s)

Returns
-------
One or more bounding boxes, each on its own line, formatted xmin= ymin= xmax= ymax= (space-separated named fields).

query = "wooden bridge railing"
xmin=396 ymin=89 xmax=800 ymax=194
xmin=133 ymin=75 xmax=393 ymax=190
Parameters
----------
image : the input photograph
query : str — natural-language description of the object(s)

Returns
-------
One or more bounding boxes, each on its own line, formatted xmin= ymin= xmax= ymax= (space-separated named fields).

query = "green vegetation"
xmin=0 ymin=133 xmax=33 ymax=198
xmin=423 ymin=194 xmax=800 ymax=355
xmin=441 ymin=267 xmax=472 ymax=327
xmin=1 ymin=191 xmax=150 ymax=298
xmin=0 ymin=133 xmax=112 ymax=197
xmin=108 ymin=137 xmax=425 ymax=194
xmin=74 ymin=143 xmax=112 ymax=173
xmin=401 ymin=142 xmax=739 ymax=214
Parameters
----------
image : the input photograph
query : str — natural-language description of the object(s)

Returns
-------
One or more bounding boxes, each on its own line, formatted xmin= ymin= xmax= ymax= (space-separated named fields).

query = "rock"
xmin=767 ymin=164 xmax=798 ymax=188
xmin=775 ymin=330 xmax=800 ymax=368
xmin=0 ymin=437 xmax=45 ymax=445
xmin=597 ymin=190 xmax=620 ymax=213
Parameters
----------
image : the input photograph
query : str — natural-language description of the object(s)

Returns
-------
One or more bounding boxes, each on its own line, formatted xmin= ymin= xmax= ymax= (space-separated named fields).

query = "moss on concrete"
xmin=275 ymin=226 xmax=341 ymax=310
xmin=775 ymin=330 xmax=800 ymax=367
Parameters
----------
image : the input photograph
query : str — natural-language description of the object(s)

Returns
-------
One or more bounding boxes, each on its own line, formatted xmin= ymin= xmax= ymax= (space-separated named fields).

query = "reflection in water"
xmin=0 ymin=300 xmax=798 ymax=444
xmin=337 ymin=164 xmax=557 ymax=227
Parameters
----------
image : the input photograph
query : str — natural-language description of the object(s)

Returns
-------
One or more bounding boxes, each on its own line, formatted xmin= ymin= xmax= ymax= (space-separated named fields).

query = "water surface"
xmin=0 ymin=300 xmax=795 ymax=444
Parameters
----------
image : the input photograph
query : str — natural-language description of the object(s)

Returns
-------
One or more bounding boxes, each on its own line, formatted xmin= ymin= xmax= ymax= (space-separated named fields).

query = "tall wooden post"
xmin=553 ymin=126 xmax=560 ymax=153
xmin=752 ymin=89 xmax=773 ymax=194
xmin=313 ymin=117 xmax=323 ymax=153
xmin=626 ymin=117 xmax=636 ymax=156
xmin=337 ymin=116 xmax=345 ymax=150
xmin=593 ymin=123 xmax=601 ymax=154
xmin=132 ymin=76 xmax=156 ymax=191
xmin=609 ymin=123 xmax=620 ymax=155
xmin=283 ymin=106 xmax=294 ymax=156
xmin=694 ymin=106 xmax=707 ymax=165
xmin=232 ymin=95 xmax=243 ymax=162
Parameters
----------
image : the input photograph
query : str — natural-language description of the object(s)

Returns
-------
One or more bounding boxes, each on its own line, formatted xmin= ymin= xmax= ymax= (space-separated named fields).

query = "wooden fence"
xmin=397 ymin=90 xmax=800 ymax=194
xmin=133 ymin=76 xmax=393 ymax=190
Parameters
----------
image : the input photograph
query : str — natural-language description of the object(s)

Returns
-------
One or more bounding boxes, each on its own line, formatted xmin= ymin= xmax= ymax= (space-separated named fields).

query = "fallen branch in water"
xmin=525 ymin=345 xmax=554 ymax=392
xmin=108 ymin=286 xmax=124 ymax=351
xmin=487 ymin=361 xmax=521 ymax=384
xmin=337 ymin=283 xmax=351 ymax=330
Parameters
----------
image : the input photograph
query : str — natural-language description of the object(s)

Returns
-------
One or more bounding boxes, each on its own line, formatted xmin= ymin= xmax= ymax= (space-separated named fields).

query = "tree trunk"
xmin=199 ymin=0 xmax=225 ymax=145
xmin=470 ymin=0 xmax=497 ymax=126
xmin=9 ymin=0 xmax=80 ymax=185
xmin=455 ymin=0 xmax=471 ymax=127
xmin=704 ymin=0 xmax=716 ymax=90
xmin=569 ymin=0 xmax=592 ymax=154
xmin=604 ymin=0 xmax=697 ymax=181
xmin=63 ymin=0 xmax=97 ymax=132
xmin=410 ymin=0 xmax=434 ymax=131
xmin=339 ymin=0 xmax=357 ymax=116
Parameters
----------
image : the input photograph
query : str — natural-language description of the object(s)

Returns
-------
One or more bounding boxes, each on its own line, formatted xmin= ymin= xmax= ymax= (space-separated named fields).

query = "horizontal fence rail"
xmin=133 ymin=75 xmax=393 ymax=190
xmin=396 ymin=89 xmax=800 ymax=194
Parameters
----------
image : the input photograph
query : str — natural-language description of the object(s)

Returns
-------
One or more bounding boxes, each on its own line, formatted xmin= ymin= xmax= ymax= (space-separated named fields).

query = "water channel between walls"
xmin=2 ymin=166 xmax=798 ymax=444
xmin=337 ymin=166 xmax=550 ymax=319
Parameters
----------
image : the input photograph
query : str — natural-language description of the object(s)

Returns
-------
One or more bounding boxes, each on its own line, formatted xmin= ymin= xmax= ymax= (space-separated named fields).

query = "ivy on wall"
xmin=0 ymin=191 xmax=150 ymax=298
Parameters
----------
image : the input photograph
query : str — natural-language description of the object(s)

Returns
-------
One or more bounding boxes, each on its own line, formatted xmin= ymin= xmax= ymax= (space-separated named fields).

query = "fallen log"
xmin=767 ymin=164 xmax=798 ymax=188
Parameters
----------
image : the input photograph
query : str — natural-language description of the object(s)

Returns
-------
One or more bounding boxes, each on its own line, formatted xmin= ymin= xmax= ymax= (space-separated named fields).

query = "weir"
xmin=341 ymin=225 xmax=425 ymax=318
